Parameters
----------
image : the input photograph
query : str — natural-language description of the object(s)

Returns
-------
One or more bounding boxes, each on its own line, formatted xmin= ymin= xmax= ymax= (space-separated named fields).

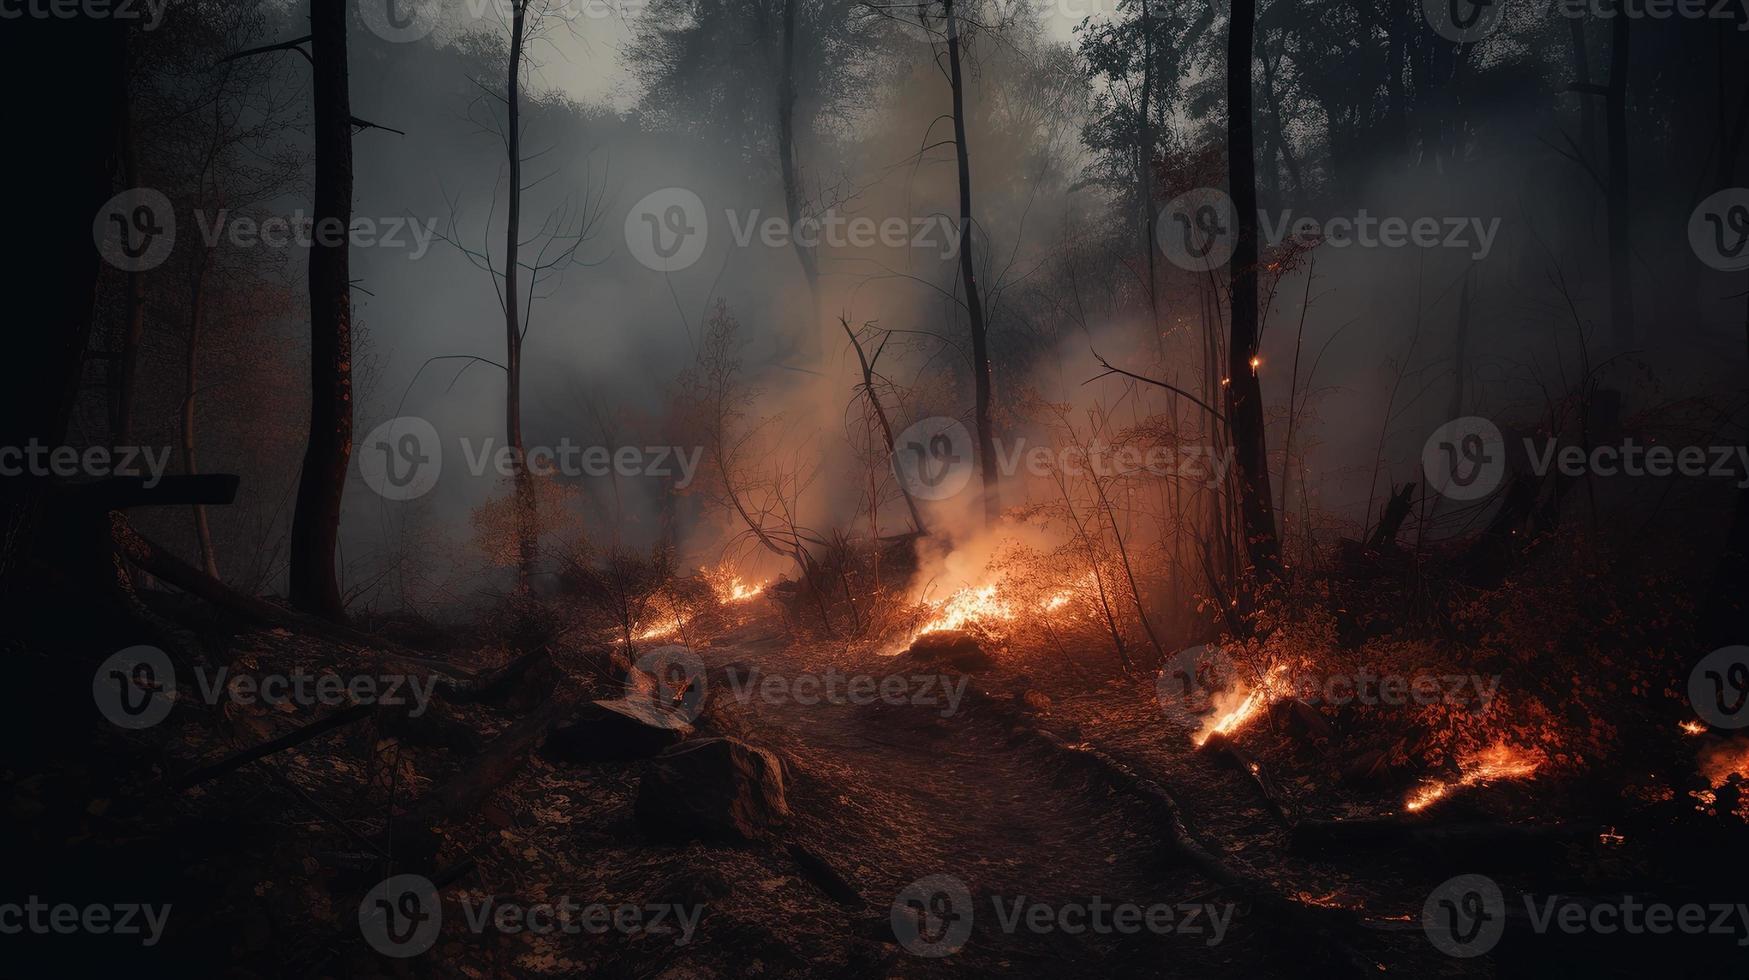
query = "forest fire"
xmin=27 ymin=0 xmax=1743 ymax=973
xmin=1192 ymin=663 xmax=1291 ymax=747
xmin=1403 ymin=742 xmax=1542 ymax=813
xmin=705 ymin=562 xmax=767 ymax=603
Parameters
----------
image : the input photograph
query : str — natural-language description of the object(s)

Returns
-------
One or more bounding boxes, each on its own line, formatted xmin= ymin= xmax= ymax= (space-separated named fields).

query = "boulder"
xmin=902 ymin=629 xmax=996 ymax=673
xmin=545 ymin=697 xmax=693 ymax=763
xmin=635 ymin=736 xmax=789 ymax=842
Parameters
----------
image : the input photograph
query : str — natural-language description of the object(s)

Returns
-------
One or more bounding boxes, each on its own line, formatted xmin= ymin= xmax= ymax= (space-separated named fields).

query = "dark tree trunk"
xmin=944 ymin=0 xmax=999 ymax=525
xmin=183 ymin=247 xmax=219 ymax=579
xmin=776 ymin=0 xmax=822 ymax=364
xmin=1604 ymin=13 xmax=1634 ymax=351
xmin=1226 ymin=0 xmax=1281 ymax=580
xmin=505 ymin=0 xmax=537 ymax=591
xmin=1570 ymin=16 xmax=1597 ymax=163
xmin=289 ymin=0 xmax=354 ymax=620
xmin=0 ymin=14 xmax=127 ymax=588
xmin=1137 ymin=0 xmax=1158 ymax=326
xmin=113 ymin=44 xmax=145 ymax=448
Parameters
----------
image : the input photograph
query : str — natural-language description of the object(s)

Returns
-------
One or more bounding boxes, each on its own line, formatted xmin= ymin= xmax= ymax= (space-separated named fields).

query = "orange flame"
xmin=1403 ymin=742 xmax=1541 ymax=813
xmin=1680 ymin=720 xmax=1708 ymax=736
xmin=916 ymin=585 xmax=1014 ymax=638
xmin=1193 ymin=663 xmax=1291 ymax=747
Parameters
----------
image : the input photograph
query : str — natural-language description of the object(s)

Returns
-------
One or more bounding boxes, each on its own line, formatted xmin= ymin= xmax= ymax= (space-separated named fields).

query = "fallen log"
xmin=385 ymin=690 xmax=580 ymax=866
xmin=174 ymin=702 xmax=375 ymax=789
xmin=1365 ymin=481 xmax=1416 ymax=551
xmin=957 ymin=686 xmax=1381 ymax=975
xmin=1293 ymin=816 xmax=1584 ymax=851
xmin=437 ymin=645 xmax=552 ymax=706
xmin=114 ymin=520 xmax=476 ymax=684
xmin=783 ymin=841 xmax=866 ymax=909
xmin=1199 ymin=732 xmax=1296 ymax=828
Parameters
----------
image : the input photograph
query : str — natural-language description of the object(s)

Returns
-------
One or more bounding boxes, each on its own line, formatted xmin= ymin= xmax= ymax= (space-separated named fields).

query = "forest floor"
xmin=7 ymin=596 xmax=1740 ymax=978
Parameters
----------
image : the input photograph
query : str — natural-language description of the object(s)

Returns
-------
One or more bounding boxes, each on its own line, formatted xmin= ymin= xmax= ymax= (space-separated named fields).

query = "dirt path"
xmin=699 ymin=623 xmax=1283 ymax=978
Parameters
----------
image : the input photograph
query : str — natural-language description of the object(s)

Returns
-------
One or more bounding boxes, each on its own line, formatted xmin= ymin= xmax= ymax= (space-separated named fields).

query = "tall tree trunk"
xmin=776 ymin=0 xmax=822 ymax=365
xmin=505 ymin=0 xmax=537 ymax=591
xmin=1225 ymin=0 xmax=1280 ymax=581
xmin=1605 ymin=13 xmax=1634 ymax=352
xmin=113 ymin=44 xmax=145 ymax=448
xmin=943 ymin=0 xmax=999 ymax=525
xmin=289 ymin=0 xmax=354 ymax=620
xmin=1386 ymin=0 xmax=1408 ymax=162
xmin=1570 ymin=16 xmax=1597 ymax=163
xmin=1137 ymin=0 xmax=1158 ymax=329
xmin=183 ymin=248 xmax=219 ymax=579
xmin=0 ymin=14 xmax=126 ymax=588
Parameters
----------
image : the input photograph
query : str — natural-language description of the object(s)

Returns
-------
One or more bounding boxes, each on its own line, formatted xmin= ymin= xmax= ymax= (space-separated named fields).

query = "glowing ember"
xmin=1403 ymin=742 xmax=1542 ymax=813
xmin=630 ymin=621 xmax=678 ymax=642
xmin=1680 ymin=720 xmax=1708 ymax=736
xmin=1697 ymin=738 xmax=1749 ymax=788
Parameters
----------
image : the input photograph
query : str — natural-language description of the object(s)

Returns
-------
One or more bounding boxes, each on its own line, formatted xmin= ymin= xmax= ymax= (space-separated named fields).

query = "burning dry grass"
xmin=1401 ymin=742 xmax=1545 ymax=813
